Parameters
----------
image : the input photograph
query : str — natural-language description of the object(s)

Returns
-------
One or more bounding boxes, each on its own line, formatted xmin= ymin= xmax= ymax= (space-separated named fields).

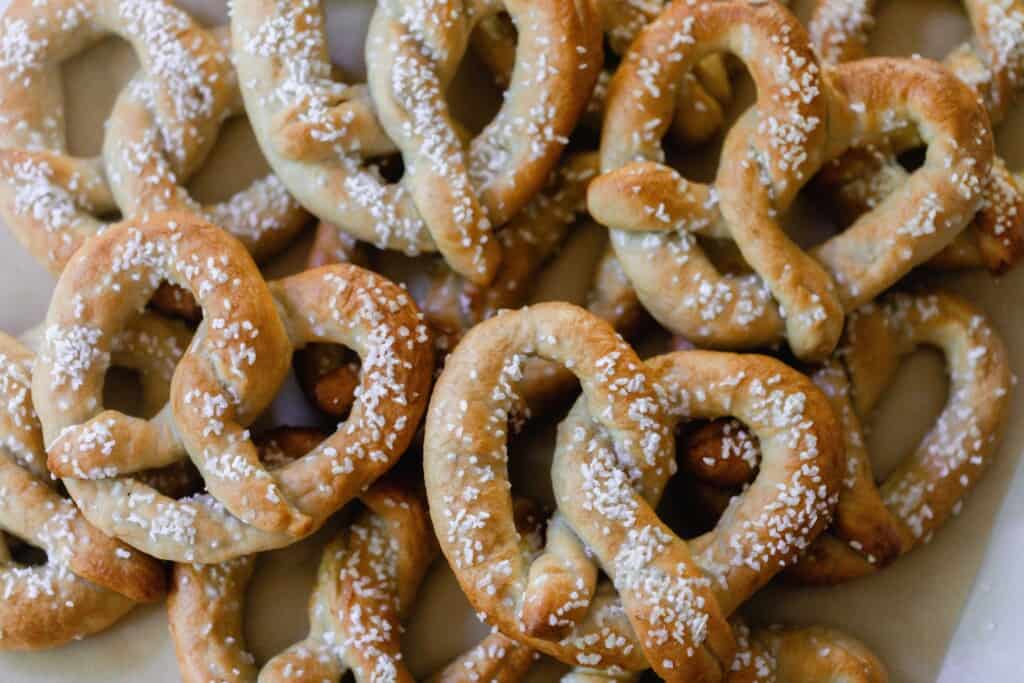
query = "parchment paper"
xmin=0 ymin=0 xmax=1020 ymax=680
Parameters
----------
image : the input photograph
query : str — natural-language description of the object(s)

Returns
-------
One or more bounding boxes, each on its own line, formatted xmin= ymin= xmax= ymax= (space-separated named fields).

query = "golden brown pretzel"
xmin=103 ymin=26 xmax=309 ymax=264
xmin=364 ymin=0 xmax=600 ymax=284
xmin=232 ymin=0 xmax=600 ymax=285
xmin=425 ymin=302 xmax=745 ymax=680
xmin=0 ymin=0 xmax=229 ymax=272
xmin=33 ymin=212 xmax=432 ymax=563
xmin=168 ymin=431 xmax=539 ymax=683
xmin=590 ymin=0 xmax=844 ymax=361
xmin=679 ymin=291 xmax=1011 ymax=583
xmin=0 ymin=330 xmax=168 ymax=650
xmin=591 ymin=4 xmax=992 ymax=361
xmin=809 ymin=0 xmax=1024 ymax=273
xmin=514 ymin=350 xmax=843 ymax=679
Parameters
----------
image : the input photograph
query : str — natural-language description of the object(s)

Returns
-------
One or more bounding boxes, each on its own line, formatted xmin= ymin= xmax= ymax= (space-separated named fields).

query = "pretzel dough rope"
xmin=425 ymin=302 xmax=742 ymax=679
xmin=590 ymin=11 xmax=992 ymax=360
xmin=34 ymin=212 xmax=432 ymax=563
xmin=0 ymin=0 xmax=232 ymax=273
xmin=808 ymin=0 xmax=1024 ymax=273
xmin=232 ymin=0 xmax=599 ymax=285
xmin=0 ymin=330 xmax=170 ymax=650
xmin=471 ymin=0 xmax=738 ymax=146
xmin=680 ymin=292 xmax=1011 ymax=583
xmin=103 ymin=26 xmax=309 ymax=265
xmin=168 ymin=427 xmax=537 ymax=683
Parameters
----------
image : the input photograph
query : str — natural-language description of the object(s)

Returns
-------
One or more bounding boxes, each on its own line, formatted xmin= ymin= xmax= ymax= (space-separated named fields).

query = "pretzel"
xmin=679 ymin=291 xmax=1011 ymax=583
xmin=522 ymin=350 xmax=842 ymax=678
xmin=0 ymin=0 xmax=224 ymax=272
xmin=33 ymin=212 xmax=432 ymax=563
xmin=471 ymin=0 xmax=737 ymax=146
xmin=232 ymin=0 xmax=599 ymax=285
xmin=590 ymin=1 xmax=992 ymax=361
xmin=168 ymin=426 xmax=540 ymax=683
xmin=426 ymin=302 xmax=753 ymax=679
xmin=0 ymin=330 xmax=169 ymax=650
xmin=808 ymin=0 xmax=1024 ymax=273
xmin=726 ymin=620 xmax=887 ymax=682
xmin=103 ymin=26 xmax=309 ymax=263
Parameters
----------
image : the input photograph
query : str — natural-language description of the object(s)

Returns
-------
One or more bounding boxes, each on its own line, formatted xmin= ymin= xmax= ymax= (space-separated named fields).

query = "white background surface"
xmin=0 ymin=0 xmax=1022 ymax=680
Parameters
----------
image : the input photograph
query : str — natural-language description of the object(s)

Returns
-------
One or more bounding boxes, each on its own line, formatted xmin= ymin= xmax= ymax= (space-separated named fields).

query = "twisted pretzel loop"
xmin=809 ymin=0 xmax=1024 ymax=273
xmin=591 ymin=1 xmax=992 ymax=361
xmin=34 ymin=212 xmax=432 ymax=563
xmin=590 ymin=0 xmax=846 ymax=361
xmin=524 ymin=350 xmax=842 ymax=679
xmin=680 ymin=292 xmax=1011 ymax=583
xmin=0 ymin=330 xmax=168 ymax=650
xmin=103 ymin=26 xmax=309 ymax=264
xmin=0 ymin=0 xmax=229 ymax=272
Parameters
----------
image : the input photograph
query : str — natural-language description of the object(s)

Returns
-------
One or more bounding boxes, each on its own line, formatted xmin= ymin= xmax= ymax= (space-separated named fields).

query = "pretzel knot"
xmin=809 ymin=0 xmax=1024 ymax=273
xmin=0 ymin=331 xmax=167 ymax=650
xmin=588 ymin=1 xmax=993 ymax=362
xmin=426 ymin=303 xmax=841 ymax=679
xmin=0 ymin=0 xmax=233 ymax=273
xmin=34 ymin=212 xmax=432 ymax=563
xmin=232 ymin=0 xmax=600 ymax=285
xmin=169 ymin=434 xmax=539 ymax=683
xmin=681 ymin=292 xmax=1011 ymax=583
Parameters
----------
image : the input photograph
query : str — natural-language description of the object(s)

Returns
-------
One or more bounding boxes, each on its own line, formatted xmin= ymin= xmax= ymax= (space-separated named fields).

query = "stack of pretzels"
xmin=0 ymin=0 xmax=1019 ymax=680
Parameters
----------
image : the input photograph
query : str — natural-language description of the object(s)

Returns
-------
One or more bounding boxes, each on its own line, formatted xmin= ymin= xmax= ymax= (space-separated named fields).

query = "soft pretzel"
xmin=590 ymin=1 xmax=992 ymax=361
xmin=679 ymin=291 xmax=1011 ymax=583
xmin=232 ymin=0 xmax=600 ymax=285
xmin=0 ymin=330 xmax=168 ymax=650
xmin=363 ymin=0 xmax=600 ymax=284
xmin=809 ymin=0 xmax=1024 ymax=273
xmin=471 ymin=0 xmax=738 ymax=146
xmin=726 ymin=620 xmax=887 ymax=682
xmin=522 ymin=350 xmax=842 ymax=678
xmin=425 ymin=302 xmax=748 ymax=680
xmin=33 ymin=212 xmax=432 ymax=562
xmin=103 ymin=26 xmax=309 ymax=263
xmin=168 ymin=430 xmax=539 ymax=683
xmin=0 ymin=0 xmax=229 ymax=272
xmin=589 ymin=0 xmax=843 ymax=361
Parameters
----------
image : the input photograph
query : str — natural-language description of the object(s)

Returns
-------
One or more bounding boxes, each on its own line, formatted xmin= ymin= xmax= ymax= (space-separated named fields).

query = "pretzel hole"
xmin=61 ymin=38 xmax=138 ymax=158
xmin=102 ymin=366 xmax=146 ymax=418
xmin=866 ymin=0 xmax=971 ymax=62
xmin=5 ymin=537 xmax=46 ymax=567
xmin=324 ymin=0 xmax=374 ymax=80
xmin=187 ymin=117 xmax=273 ymax=207
xmin=242 ymin=509 xmax=356 ymax=667
xmin=861 ymin=347 xmax=948 ymax=481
